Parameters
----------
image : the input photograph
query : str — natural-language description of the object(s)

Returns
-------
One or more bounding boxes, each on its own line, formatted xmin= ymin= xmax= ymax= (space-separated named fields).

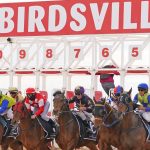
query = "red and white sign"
xmin=1 ymin=0 xmax=150 ymax=37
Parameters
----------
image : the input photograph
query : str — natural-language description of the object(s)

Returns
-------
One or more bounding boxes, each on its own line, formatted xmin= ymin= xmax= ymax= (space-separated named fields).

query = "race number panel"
xmin=44 ymin=46 xmax=56 ymax=61
xmin=129 ymin=45 xmax=142 ymax=60
xmin=70 ymin=46 xmax=83 ymax=61
xmin=99 ymin=46 xmax=112 ymax=60
xmin=17 ymin=48 xmax=28 ymax=61
xmin=0 ymin=50 xmax=3 ymax=59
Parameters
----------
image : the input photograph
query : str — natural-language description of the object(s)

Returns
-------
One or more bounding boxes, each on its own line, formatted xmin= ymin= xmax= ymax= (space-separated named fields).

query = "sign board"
xmin=1 ymin=0 xmax=150 ymax=36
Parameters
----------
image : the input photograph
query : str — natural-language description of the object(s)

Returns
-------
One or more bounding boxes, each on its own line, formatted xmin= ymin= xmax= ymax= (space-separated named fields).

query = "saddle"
xmin=37 ymin=117 xmax=58 ymax=140
xmin=72 ymin=112 xmax=97 ymax=141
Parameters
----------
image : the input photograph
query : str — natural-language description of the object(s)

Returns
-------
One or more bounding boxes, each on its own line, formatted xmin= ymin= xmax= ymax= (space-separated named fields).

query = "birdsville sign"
xmin=1 ymin=0 xmax=150 ymax=36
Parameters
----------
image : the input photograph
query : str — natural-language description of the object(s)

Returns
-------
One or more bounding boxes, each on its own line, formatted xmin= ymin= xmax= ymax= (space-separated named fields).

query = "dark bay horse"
xmin=99 ymin=90 xmax=150 ymax=150
xmin=12 ymin=101 xmax=52 ymax=150
xmin=53 ymin=93 xmax=99 ymax=150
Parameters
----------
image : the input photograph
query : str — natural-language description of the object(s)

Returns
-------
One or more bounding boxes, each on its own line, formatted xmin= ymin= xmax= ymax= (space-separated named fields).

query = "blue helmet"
xmin=74 ymin=86 xmax=85 ymax=95
xmin=138 ymin=83 xmax=148 ymax=90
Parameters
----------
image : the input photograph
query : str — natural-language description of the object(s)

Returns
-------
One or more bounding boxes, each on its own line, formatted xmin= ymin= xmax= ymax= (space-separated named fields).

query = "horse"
xmin=93 ymin=98 xmax=106 ymax=127
xmin=11 ymin=100 xmax=53 ymax=150
xmin=99 ymin=90 xmax=150 ymax=150
xmin=0 ymin=115 xmax=23 ymax=150
xmin=53 ymin=93 xmax=99 ymax=150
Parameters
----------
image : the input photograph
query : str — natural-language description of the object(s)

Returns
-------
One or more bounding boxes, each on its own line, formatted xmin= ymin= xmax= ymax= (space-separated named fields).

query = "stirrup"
xmin=146 ymin=135 xmax=150 ymax=142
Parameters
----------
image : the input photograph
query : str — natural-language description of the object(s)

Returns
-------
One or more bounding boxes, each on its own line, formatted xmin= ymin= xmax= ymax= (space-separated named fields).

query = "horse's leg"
xmin=85 ymin=142 xmax=98 ymax=150
xmin=9 ymin=140 xmax=23 ymax=150
xmin=1 ymin=143 xmax=9 ymax=150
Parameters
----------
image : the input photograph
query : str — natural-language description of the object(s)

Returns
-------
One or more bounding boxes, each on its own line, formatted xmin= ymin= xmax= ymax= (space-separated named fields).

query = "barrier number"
xmin=74 ymin=49 xmax=80 ymax=58
xmin=131 ymin=47 xmax=139 ymax=57
xmin=102 ymin=48 xmax=109 ymax=57
xmin=0 ymin=50 xmax=2 ymax=59
xmin=46 ymin=49 xmax=53 ymax=59
xmin=19 ymin=50 xmax=26 ymax=59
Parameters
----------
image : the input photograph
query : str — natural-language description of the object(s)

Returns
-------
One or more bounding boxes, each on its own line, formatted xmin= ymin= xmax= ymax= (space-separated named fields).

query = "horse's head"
xmin=93 ymin=98 xmax=106 ymax=118
xmin=53 ymin=93 xmax=69 ymax=116
xmin=12 ymin=101 xmax=28 ymax=124
xmin=117 ymin=88 xmax=133 ymax=113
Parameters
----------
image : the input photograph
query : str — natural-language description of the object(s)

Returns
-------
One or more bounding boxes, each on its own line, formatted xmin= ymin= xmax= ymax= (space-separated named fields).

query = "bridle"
xmin=13 ymin=101 xmax=35 ymax=131
xmin=53 ymin=96 xmax=74 ymax=127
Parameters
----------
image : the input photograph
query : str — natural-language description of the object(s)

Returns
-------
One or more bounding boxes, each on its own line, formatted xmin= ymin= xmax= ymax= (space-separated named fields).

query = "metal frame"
xmin=0 ymin=34 xmax=150 ymax=97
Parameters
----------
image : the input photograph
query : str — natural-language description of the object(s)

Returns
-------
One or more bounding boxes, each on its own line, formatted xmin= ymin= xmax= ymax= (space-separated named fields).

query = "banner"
xmin=0 ymin=0 xmax=150 ymax=36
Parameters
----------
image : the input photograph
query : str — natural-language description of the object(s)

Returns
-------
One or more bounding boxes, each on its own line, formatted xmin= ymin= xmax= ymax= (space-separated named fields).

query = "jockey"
xmin=0 ymin=90 xmax=16 ymax=137
xmin=8 ymin=87 xmax=24 ymax=102
xmin=107 ymin=85 xmax=124 ymax=109
xmin=24 ymin=88 xmax=56 ymax=139
xmin=0 ymin=90 xmax=15 ymax=119
xmin=69 ymin=86 xmax=95 ymax=134
xmin=133 ymin=83 xmax=150 ymax=122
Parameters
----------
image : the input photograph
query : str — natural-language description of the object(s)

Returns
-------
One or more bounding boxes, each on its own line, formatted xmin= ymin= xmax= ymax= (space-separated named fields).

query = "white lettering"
xmin=123 ymin=2 xmax=137 ymax=29
xmin=28 ymin=6 xmax=45 ymax=32
xmin=70 ymin=3 xmax=86 ymax=31
xmin=49 ymin=5 xmax=67 ymax=32
xmin=141 ymin=1 xmax=150 ymax=28
xmin=17 ymin=7 xmax=25 ymax=32
xmin=0 ymin=7 xmax=14 ymax=33
xmin=90 ymin=3 xmax=109 ymax=30
xmin=111 ymin=2 xmax=119 ymax=29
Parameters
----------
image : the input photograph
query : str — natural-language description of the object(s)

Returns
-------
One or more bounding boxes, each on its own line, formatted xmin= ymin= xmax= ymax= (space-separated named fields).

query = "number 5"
xmin=132 ymin=47 xmax=139 ymax=57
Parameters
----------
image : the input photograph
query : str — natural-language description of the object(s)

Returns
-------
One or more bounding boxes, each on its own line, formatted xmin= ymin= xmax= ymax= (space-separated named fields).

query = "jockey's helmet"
xmin=26 ymin=88 xmax=36 ymax=94
xmin=9 ymin=87 xmax=18 ymax=93
xmin=26 ymin=88 xmax=36 ymax=100
xmin=114 ymin=85 xmax=123 ymax=96
xmin=74 ymin=86 xmax=85 ymax=95
xmin=138 ymin=83 xmax=148 ymax=91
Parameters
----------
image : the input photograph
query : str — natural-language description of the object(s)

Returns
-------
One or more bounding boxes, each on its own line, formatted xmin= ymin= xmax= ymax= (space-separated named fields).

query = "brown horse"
xmin=93 ymin=98 xmax=106 ymax=127
xmin=99 ymin=91 xmax=150 ymax=150
xmin=53 ymin=93 xmax=99 ymax=150
xmin=12 ymin=101 xmax=53 ymax=150
xmin=0 ymin=116 xmax=23 ymax=150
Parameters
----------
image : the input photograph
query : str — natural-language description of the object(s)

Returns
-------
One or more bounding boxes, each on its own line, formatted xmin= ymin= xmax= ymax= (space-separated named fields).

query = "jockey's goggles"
xmin=10 ymin=91 xmax=17 ymax=95
xmin=75 ymin=92 xmax=81 ymax=96
xmin=114 ymin=93 xmax=121 ymax=97
xmin=138 ymin=88 xmax=145 ymax=91
xmin=27 ymin=93 xmax=35 ymax=99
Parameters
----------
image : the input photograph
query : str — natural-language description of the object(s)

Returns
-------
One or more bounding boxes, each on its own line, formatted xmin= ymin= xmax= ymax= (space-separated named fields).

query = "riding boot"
xmin=83 ymin=120 xmax=93 ymax=134
xmin=8 ymin=124 xmax=19 ymax=138
xmin=47 ymin=119 xmax=57 ymax=140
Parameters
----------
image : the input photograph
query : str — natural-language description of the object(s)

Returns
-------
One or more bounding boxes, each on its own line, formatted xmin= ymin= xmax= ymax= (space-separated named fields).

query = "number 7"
xmin=74 ymin=49 xmax=80 ymax=58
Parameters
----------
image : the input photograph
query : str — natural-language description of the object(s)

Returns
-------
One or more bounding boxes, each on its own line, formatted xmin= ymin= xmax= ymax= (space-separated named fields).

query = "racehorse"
xmin=53 ymin=93 xmax=99 ymax=150
xmin=0 ymin=114 xmax=23 ymax=150
xmin=12 ymin=100 xmax=53 ymax=150
xmin=99 ymin=90 xmax=150 ymax=150
xmin=93 ymin=98 xmax=106 ymax=127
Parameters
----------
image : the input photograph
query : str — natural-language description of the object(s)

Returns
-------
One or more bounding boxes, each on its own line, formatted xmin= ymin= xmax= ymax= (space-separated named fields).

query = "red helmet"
xmin=26 ymin=88 xmax=36 ymax=94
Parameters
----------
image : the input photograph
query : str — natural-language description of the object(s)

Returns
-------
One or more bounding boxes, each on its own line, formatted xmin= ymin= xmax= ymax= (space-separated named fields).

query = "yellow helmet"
xmin=8 ymin=87 xmax=18 ymax=93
